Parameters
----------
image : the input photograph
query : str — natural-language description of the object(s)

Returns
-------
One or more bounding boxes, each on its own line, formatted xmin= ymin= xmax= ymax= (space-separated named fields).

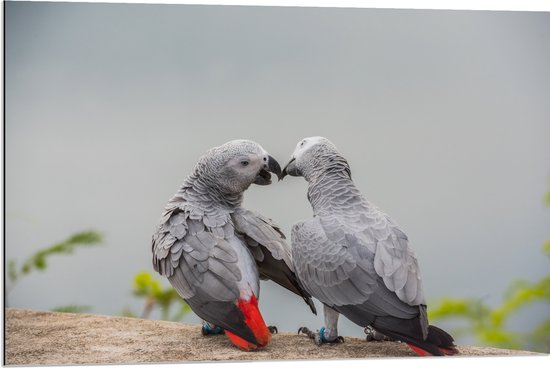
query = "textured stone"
xmin=4 ymin=308 xmax=542 ymax=365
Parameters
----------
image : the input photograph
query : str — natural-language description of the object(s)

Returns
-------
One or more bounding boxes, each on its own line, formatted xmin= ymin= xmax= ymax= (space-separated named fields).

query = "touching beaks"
xmin=280 ymin=157 xmax=301 ymax=180
xmin=267 ymin=155 xmax=283 ymax=180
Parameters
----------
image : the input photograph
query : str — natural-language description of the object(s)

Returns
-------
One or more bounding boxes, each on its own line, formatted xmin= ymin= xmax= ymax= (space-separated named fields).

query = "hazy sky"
xmin=5 ymin=2 xmax=550 ymax=340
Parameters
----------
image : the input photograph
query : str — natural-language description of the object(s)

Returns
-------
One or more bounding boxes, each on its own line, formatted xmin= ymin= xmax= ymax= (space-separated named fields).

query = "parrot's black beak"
xmin=266 ymin=155 xmax=283 ymax=180
xmin=254 ymin=155 xmax=282 ymax=185
xmin=280 ymin=157 xmax=301 ymax=180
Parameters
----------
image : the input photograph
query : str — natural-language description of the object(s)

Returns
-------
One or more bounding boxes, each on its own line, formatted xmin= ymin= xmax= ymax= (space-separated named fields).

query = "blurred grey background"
xmin=5 ymin=2 xmax=550 ymax=341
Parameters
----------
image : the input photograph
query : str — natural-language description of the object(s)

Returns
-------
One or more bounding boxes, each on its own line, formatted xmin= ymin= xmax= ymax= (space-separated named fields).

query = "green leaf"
xmin=66 ymin=231 xmax=103 ymax=244
xmin=19 ymin=230 xmax=103 ymax=277
xmin=504 ymin=279 xmax=531 ymax=298
xmin=428 ymin=297 xmax=489 ymax=321
xmin=543 ymin=240 xmax=550 ymax=256
xmin=133 ymin=271 xmax=162 ymax=297
xmin=8 ymin=260 xmax=18 ymax=283
xmin=478 ymin=329 xmax=522 ymax=349
xmin=34 ymin=256 xmax=46 ymax=270
xmin=527 ymin=318 xmax=550 ymax=351
xmin=430 ymin=274 xmax=550 ymax=353
xmin=131 ymin=271 xmax=192 ymax=321
xmin=544 ymin=187 xmax=550 ymax=206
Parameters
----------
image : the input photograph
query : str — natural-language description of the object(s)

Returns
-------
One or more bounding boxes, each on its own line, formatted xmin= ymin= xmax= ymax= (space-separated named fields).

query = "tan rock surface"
xmin=4 ymin=308 xmax=542 ymax=365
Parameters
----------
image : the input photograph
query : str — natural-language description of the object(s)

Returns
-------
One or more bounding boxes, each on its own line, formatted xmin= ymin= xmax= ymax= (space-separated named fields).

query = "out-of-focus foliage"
xmin=120 ymin=308 xmax=138 ymax=318
xmin=51 ymin=305 xmax=92 ymax=314
xmin=429 ymin=183 xmax=550 ymax=353
xmin=7 ymin=230 xmax=103 ymax=313
xmin=6 ymin=230 xmax=190 ymax=322
xmin=545 ymin=184 xmax=550 ymax=256
xmin=127 ymin=271 xmax=191 ymax=321
xmin=543 ymin=241 xmax=550 ymax=256
xmin=8 ymin=230 xmax=103 ymax=285
xmin=429 ymin=270 xmax=550 ymax=352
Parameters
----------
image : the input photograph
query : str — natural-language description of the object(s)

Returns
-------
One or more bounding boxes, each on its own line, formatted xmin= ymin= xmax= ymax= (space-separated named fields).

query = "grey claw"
xmin=364 ymin=326 xmax=394 ymax=342
xmin=298 ymin=326 xmax=322 ymax=345
xmin=299 ymin=326 xmax=343 ymax=345
xmin=314 ymin=334 xmax=322 ymax=346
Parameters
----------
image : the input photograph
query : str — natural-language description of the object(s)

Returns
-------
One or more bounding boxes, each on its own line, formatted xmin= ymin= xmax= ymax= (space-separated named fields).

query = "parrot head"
xmin=203 ymin=139 xmax=282 ymax=194
xmin=281 ymin=136 xmax=351 ymax=181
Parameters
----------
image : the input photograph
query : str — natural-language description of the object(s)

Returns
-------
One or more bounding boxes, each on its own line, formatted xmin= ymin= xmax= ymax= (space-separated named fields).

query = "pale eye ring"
xmin=240 ymin=160 xmax=249 ymax=166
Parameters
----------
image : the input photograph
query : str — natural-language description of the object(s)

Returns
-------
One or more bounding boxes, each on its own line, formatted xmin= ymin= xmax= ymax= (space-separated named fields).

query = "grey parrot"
xmin=151 ymin=139 xmax=316 ymax=351
xmin=281 ymin=136 xmax=457 ymax=356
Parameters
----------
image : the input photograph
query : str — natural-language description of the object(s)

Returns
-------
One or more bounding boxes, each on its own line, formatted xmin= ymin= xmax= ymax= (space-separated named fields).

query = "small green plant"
xmin=7 ymin=230 xmax=103 ymax=314
xmin=127 ymin=271 xmax=191 ymax=321
xmin=544 ymin=184 xmax=550 ymax=256
xmin=8 ymin=230 xmax=103 ymax=288
xmin=429 ymin=183 xmax=550 ymax=353
xmin=428 ymin=269 xmax=550 ymax=352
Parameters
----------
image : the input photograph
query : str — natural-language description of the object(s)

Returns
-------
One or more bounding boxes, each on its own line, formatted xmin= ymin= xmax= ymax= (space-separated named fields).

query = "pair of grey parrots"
xmin=151 ymin=137 xmax=457 ymax=356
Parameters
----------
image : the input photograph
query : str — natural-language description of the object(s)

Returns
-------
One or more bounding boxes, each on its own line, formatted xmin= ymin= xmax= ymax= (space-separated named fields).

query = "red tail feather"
xmin=225 ymin=331 xmax=258 ymax=351
xmin=407 ymin=343 xmax=458 ymax=357
xmin=440 ymin=346 xmax=459 ymax=355
xmin=407 ymin=344 xmax=432 ymax=356
xmin=225 ymin=294 xmax=271 ymax=351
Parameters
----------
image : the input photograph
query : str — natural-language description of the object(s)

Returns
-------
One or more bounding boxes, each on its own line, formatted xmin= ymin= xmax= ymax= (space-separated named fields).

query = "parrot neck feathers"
xmin=307 ymin=171 xmax=359 ymax=215
xmin=180 ymin=170 xmax=244 ymax=209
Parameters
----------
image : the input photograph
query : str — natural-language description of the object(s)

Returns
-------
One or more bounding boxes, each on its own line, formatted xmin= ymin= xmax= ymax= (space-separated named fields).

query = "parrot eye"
xmin=300 ymin=140 xmax=306 ymax=147
xmin=240 ymin=160 xmax=249 ymax=166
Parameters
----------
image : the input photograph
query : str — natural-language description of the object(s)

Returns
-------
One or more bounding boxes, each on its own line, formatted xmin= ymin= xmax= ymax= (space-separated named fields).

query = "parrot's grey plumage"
xmin=152 ymin=140 xmax=315 ymax=350
xmin=282 ymin=137 xmax=456 ymax=356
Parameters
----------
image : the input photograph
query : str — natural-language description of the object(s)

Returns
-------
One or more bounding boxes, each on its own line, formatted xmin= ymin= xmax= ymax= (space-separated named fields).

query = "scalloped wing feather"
xmin=152 ymin=203 xmax=243 ymax=302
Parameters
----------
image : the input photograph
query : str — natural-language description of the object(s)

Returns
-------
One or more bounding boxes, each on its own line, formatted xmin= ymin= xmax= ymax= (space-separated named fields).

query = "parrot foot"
xmin=298 ymin=326 xmax=323 ymax=346
xmin=201 ymin=323 xmax=224 ymax=336
xmin=298 ymin=326 xmax=345 ymax=346
xmin=364 ymin=326 xmax=394 ymax=342
xmin=268 ymin=325 xmax=278 ymax=334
